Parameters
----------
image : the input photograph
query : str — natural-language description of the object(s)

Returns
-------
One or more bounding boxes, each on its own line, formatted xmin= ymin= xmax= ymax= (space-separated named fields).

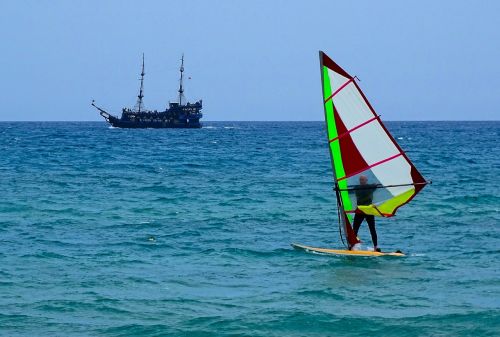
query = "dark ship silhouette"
xmin=92 ymin=54 xmax=202 ymax=128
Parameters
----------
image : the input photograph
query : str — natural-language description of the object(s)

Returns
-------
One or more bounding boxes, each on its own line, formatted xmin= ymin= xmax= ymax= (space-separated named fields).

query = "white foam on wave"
xmin=204 ymin=126 xmax=217 ymax=129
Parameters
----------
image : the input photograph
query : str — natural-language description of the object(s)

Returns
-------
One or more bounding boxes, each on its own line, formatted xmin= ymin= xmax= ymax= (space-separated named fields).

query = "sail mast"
xmin=178 ymin=54 xmax=185 ymax=105
xmin=319 ymin=51 xmax=345 ymax=238
xmin=319 ymin=51 xmax=348 ymax=246
xmin=135 ymin=53 xmax=145 ymax=113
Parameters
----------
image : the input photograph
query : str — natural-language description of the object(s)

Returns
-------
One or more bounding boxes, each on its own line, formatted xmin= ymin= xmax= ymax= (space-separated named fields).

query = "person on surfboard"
xmin=350 ymin=175 xmax=381 ymax=252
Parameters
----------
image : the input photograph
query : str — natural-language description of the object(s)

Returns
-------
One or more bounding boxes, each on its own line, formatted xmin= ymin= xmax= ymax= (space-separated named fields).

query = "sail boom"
xmin=336 ymin=181 xmax=430 ymax=191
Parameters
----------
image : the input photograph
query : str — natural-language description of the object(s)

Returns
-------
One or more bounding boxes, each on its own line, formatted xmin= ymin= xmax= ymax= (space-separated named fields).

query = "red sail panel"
xmin=344 ymin=213 xmax=359 ymax=247
xmin=333 ymin=106 xmax=369 ymax=178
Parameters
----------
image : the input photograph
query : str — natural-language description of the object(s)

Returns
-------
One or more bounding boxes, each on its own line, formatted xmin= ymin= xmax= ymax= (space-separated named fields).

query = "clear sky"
xmin=1 ymin=0 xmax=499 ymax=121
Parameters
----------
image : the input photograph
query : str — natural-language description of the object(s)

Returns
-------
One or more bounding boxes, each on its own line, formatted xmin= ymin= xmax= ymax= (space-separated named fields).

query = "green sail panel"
xmin=322 ymin=66 xmax=353 ymax=224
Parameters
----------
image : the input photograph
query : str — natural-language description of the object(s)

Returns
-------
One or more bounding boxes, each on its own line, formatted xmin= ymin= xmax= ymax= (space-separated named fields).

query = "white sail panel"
xmin=370 ymin=156 xmax=414 ymax=187
xmin=327 ymin=68 xmax=350 ymax=95
xmin=350 ymin=122 xmax=401 ymax=165
xmin=330 ymin=83 xmax=372 ymax=129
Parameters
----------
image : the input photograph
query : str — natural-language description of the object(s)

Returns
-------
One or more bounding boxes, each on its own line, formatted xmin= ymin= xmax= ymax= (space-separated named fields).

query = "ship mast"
xmin=178 ymin=54 xmax=185 ymax=105
xmin=135 ymin=53 xmax=145 ymax=112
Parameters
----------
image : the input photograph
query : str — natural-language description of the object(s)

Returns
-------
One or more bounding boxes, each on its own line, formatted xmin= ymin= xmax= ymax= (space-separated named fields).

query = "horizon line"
xmin=0 ymin=120 xmax=499 ymax=123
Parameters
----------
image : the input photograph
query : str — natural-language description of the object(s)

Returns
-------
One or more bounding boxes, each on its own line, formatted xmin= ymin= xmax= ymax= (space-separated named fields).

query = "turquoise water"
xmin=1 ymin=121 xmax=499 ymax=336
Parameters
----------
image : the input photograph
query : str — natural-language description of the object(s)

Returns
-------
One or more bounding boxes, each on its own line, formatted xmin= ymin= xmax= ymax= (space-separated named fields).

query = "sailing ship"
xmin=293 ymin=51 xmax=430 ymax=257
xmin=92 ymin=54 xmax=203 ymax=128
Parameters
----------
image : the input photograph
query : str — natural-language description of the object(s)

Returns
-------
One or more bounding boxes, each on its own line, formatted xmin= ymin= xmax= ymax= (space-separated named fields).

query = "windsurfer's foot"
xmin=374 ymin=247 xmax=381 ymax=252
xmin=351 ymin=243 xmax=361 ymax=251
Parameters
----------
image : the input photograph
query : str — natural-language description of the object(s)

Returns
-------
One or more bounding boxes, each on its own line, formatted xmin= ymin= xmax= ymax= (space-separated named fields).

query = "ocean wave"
xmin=1 ymin=121 xmax=498 ymax=335
xmin=221 ymin=247 xmax=291 ymax=258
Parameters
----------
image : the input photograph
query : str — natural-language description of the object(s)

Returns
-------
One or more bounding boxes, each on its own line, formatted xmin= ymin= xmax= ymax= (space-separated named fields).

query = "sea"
xmin=0 ymin=121 xmax=498 ymax=337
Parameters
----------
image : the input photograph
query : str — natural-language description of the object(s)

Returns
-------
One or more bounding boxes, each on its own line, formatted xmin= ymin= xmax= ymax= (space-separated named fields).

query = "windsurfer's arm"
xmin=333 ymin=185 xmax=359 ymax=193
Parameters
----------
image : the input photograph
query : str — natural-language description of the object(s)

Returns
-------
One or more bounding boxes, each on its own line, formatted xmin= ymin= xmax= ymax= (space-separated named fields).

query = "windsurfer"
xmin=351 ymin=175 xmax=381 ymax=252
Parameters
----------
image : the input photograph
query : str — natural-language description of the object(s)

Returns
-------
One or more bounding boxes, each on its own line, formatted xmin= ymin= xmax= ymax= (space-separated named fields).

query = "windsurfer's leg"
xmin=366 ymin=215 xmax=378 ymax=247
xmin=353 ymin=213 xmax=364 ymax=236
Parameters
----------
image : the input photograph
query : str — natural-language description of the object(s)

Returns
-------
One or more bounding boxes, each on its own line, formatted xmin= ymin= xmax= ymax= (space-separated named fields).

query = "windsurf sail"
xmin=319 ymin=51 xmax=429 ymax=248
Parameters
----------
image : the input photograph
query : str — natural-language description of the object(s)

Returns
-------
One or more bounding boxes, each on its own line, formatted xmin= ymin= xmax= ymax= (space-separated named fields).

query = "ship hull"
xmin=106 ymin=116 xmax=201 ymax=129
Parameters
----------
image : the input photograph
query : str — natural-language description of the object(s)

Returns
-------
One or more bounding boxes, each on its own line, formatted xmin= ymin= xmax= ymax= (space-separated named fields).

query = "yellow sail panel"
xmin=357 ymin=188 xmax=416 ymax=217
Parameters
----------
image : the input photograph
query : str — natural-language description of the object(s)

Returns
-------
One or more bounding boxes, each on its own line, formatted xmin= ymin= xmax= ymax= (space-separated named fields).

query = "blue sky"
xmin=0 ymin=0 xmax=498 ymax=121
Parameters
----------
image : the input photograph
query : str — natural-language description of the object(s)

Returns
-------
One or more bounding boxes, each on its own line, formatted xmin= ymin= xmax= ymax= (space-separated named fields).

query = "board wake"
xmin=291 ymin=243 xmax=405 ymax=257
